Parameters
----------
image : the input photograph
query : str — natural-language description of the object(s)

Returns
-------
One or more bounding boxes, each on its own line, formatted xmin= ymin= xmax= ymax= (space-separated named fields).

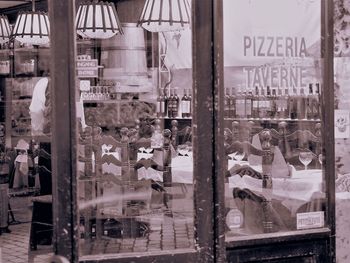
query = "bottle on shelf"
xmin=281 ymin=87 xmax=289 ymax=119
xmin=173 ymin=87 xmax=180 ymax=118
xmin=289 ymin=86 xmax=297 ymax=119
xmin=297 ymin=86 xmax=307 ymax=119
xmin=235 ymin=85 xmax=245 ymax=118
xmin=168 ymin=88 xmax=173 ymax=118
xmin=157 ymin=88 xmax=166 ymax=117
xmin=314 ymin=83 xmax=321 ymax=120
xmin=224 ymin=87 xmax=231 ymax=118
xmin=164 ymin=88 xmax=169 ymax=118
xmin=230 ymin=87 xmax=236 ymax=118
xmin=188 ymin=88 xmax=192 ymax=118
xmin=276 ymin=87 xmax=287 ymax=119
xmin=271 ymin=88 xmax=277 ymax=118
xmin=266 ymin=86 xmax=273 ymax=118
xmin=156 ymin=89 xmax=162 ymax=117
xmin=259 ymin=87 xmax=266 ymax=118
xmin=245 ymin=88 xmax=253 ymax=119
xmin=306 ymin=83 xmax=314 ymax=120
xmin=252 ymin=86 xmax=259 ymax=119
xmin=181 ymin=89 xmax=190 ymax=118
xmin=276 ymin=88 xmax=282 ymax=119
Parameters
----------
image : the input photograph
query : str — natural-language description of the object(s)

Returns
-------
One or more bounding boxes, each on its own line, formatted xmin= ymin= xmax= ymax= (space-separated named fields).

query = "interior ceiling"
xmin=0 ymin=1 xmax=28 ymax=9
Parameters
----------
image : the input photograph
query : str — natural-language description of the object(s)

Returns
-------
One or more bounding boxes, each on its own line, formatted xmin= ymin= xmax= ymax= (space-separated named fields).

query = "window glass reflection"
xmin=75 ymin=0 xmax=195 ymax=257
xmin=223 ymin=0 xmax=326 ymax=239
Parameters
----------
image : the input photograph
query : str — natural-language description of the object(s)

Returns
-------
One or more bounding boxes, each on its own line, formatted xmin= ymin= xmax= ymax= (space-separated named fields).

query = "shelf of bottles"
xmin=156 ymin=87 xmax=192 ymax=119
xmin=224 ymin=83 xmax=322 ymax=122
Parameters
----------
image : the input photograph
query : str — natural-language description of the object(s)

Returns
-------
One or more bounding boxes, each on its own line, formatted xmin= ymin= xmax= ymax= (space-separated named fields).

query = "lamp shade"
xmin=138 ymin=0 xmax=191 ymax=32
xmin=12 ymin=11 xmax=50 ymax=46
xmin=0 ymin=15 xmax=11 ymax=44
xmin=76 ymin=1 xmax=123 ymax=39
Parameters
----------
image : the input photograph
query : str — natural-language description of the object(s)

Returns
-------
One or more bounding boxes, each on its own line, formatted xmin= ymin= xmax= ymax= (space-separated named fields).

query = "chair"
xmin=29 ymin=195 xmax=53 ymax=250
xmin=226 ymin=122 xmax=323 ymax=233
xmin=93 ymin=127 xmax=132 ymax=239
xmin=233 ymin=188 xmax=293 ymax=233
xmin=170 ymin=119 xmax=192 ymax=147
xmin=29 ymin=143 xmax=53 ymax=251
xmin=79 ymin=125 xmax=157 ymax=239
xmin=130 ymin=123 xmax=174 ymax=212
xmin=279 ymin=122 xmax=322 ymax=168
xmin=37 ymin=142 xmax=52 ymax=195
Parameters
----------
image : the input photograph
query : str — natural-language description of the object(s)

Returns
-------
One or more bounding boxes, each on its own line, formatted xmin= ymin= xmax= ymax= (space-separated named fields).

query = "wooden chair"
xmin=226 ymin=122 xmax=323 ymax=233
xmin=233 ymin=188 xmax=293 ymax=233
xmin=280 ymin=122 xmax=322 ymax=169
xmin=170 ymin=119 xmax=192 ymax=148
xmin=79 ymin=122 xmax=176 ymax=240
xmin=130 ymin=123 xmax=174 ymax=212
xmin=29 ymin=143 xmax=53 ymax=251
xmin=29 ymin=195 xmax=53 ymax=250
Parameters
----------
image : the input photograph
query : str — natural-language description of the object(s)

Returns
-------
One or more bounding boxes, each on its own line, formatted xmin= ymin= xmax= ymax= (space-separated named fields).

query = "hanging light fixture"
xmin=75 ymin=0 xmax=123 ymax=39
xmin=138 ymin=0 xmax=191 ymax=32
xmin=12 ymin=0 xmax=50 ymax=46
xmin=0 ymin=15 xmax=11 ymax=44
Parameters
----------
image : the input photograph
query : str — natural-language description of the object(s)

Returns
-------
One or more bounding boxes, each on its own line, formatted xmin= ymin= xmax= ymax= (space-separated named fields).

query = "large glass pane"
xmin=74 ymin=0 xmax=195 ymax=258
xmin=223 ymin=0 xmax=326 ymax=240
xmin=0 ymin=1 xmax=54 ymax=262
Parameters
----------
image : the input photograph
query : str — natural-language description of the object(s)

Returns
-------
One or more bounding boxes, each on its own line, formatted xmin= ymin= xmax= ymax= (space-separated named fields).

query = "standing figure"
xmin=12 ymin=139 xmax=32 ymax=189
xmin=29 ymin=78 xmax=49 ymax=136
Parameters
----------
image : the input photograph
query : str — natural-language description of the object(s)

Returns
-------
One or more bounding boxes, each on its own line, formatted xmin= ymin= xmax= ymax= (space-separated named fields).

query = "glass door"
xmin=221 ymin=0 xmax=334 ymax=261
xmin=49 ymin=0 xmax=217 ymax=262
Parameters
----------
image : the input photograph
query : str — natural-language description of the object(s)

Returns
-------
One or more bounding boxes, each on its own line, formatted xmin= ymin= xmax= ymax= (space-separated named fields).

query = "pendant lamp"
xmin=138 ymin=0 xmax=191 ymax=32
xmin=12 ymin=0 xmax=50 ymax=46
xmin=0 ymin=15 xmax=11 ymax=44
xmin=76 ymin=0 xmax=123 ymax=39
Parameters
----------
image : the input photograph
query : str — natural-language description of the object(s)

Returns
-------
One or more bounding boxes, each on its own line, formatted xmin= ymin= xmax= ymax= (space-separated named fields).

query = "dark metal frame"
xmin=49 ymin=0 xmax=78 ymax=262
xmin=48 ymin=0 xmax=335 ymax=262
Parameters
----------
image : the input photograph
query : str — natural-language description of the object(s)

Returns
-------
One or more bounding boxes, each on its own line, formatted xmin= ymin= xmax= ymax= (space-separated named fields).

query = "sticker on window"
xmin=296 ymin=211 xmax=324 ymax=230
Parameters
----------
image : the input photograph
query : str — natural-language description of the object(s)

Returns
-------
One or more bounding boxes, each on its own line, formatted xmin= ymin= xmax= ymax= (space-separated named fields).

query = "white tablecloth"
xmin=137 ymin=155 xmax=193 ymax=184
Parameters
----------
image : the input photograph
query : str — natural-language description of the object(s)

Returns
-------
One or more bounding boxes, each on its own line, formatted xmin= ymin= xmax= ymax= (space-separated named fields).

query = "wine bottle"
xmin=224 ymin=88 xmax=231 ymax=118
xmin=276 ymin=88 xmax=282 ymax=119
xmin=271 ymin=88 xmax=277 ymax=119
xmin=252 ymin=86 xmax=259 ymax=119
xmin=168 ymin=88 xmax=174 ymax=118
xmin=173 ymin=88 xmax=180 ymax=118
xmin=245 ymin=88 xmax=253 ymax=119
xmin=282 ymin=88 xmax=289 ymax=119
xmin=298 ymin=86 xmax=306 ymax=119
xmin=235 ymin=86 xmax=245 ymax=118
xmin=289 ymin=87 xmax=297 ymax=119
xmin=259 ymin=87 xmax=266 ymax=118
xmin=188 ymin=89 xmax=192 ymax=118
xmin=230 ymin=87 xmax=236 ymax=118
xmin=306 ymin=84 xmax=314 ymax=120
xmin=314 ymin=83 xmax=321 ymax=120
xmin=265 ymin=86 xmax=272 ymax=118
xmin=181 ymin=89 xmax=189 ymax=118
xmin=156 ymin=89 xmax=164 ymax=117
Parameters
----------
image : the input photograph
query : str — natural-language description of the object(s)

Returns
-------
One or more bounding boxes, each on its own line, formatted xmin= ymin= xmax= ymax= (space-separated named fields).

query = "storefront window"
xmin=0 ymin=1 xmax=53 ymax=262
xmin=74 ymin=0 xmax=195 ymax=258
xmin=223 ymin=0 xmax=327 ymax=239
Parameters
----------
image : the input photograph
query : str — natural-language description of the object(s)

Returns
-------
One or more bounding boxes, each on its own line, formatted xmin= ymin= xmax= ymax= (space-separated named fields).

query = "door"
xmin=219 ymin=0 xmax=335 ymax=262
xmin=49 ymin=0 xmax=218 ymax=262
